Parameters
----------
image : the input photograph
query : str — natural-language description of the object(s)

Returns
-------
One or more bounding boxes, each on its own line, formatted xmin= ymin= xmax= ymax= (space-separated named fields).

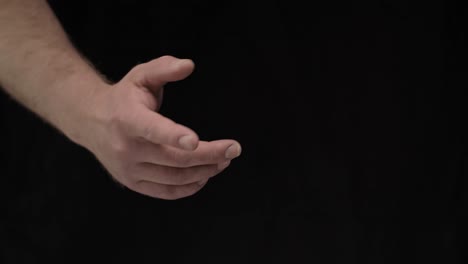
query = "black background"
xmin=1 ymin=0 xmax=467 ymax=263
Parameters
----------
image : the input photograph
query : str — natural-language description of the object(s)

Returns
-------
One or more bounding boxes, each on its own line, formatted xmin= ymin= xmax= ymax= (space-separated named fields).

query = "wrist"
xmin=55 ymin=78 xmax=112 ymax=149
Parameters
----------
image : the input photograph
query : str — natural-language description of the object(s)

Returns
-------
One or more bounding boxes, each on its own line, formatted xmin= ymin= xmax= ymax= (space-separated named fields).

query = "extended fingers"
xmin=134 ymin=161 xmax=230 ymax=186
xmin=135 ymin=139 xmax=242 ymax=167
xmin=129 ymin=107 xmax=200 ymax=150
xmin=131 ymin=180 xmax=209 ymax=200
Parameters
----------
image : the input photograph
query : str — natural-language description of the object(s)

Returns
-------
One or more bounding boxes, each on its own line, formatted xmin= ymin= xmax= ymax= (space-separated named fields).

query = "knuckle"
xmin=130 ymin=63 xmax=146 ymax=77
xmin=194 ymin=166 xmax=215 ymax=180
xmin=197 ymin=180 xmax=209 ymax=189
xmin=127 ymin=63 xmax=149 ymax=85
xmin=172 ymin=152 xmax=193 ymax=168
xmin=187 ymin=184 xmax=204 ymax=196
xmin=208 ymin=150 xmax=220 ymax=163
xmin=142 ymin=125 xmax=154 ymax=142
xmin=161 ymin=185 xmax=182 ymax=200
xmin=125 ymin=178 xmax=140 ymax=192
xmin=163 ymin=184 xmax=201 ymax=200
xmin=129 ymin=177 xmax=204 ymax=201
xmin=162 ymin=195 xmax=181 ymax=201
xmin=108 ymin=111 xmax=128 ymax=132
xmin=115 ymin=164 xmax=138 ymax=183
xmin=159 ymin=55 xmax=175 ymax=63
xmin=210 ymin=165 xmax=222 ymax=176
xmin=169 ymin=166 xmax=214 ymax=186
xmin=124 ymin=167 xmax=140 ymax=182
xmin=111 ymin=140 xmax=130 ymax=157
xmin=168 ymin=167 xmax=190 ymax=185
xmin=177 ymin=187 xmax=200 ymax=200
xmin=198 ymin=148 xmax=221 ymax=164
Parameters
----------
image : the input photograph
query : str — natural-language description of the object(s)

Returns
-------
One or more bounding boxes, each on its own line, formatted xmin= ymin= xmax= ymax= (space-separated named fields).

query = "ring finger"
xmin=134 ymin=161 xmax=231 ymax=186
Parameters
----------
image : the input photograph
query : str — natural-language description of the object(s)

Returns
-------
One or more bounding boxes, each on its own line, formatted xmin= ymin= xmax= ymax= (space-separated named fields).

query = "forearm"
xmin=0 ymin=0 xmax=109 ymax=143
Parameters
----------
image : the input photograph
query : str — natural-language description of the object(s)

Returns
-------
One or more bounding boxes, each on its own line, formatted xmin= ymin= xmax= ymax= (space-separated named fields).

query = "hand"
xmin=78 ymin=56 xmax=241 ymax=200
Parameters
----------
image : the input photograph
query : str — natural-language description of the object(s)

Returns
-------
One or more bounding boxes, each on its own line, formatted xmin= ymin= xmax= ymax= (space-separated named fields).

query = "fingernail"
xmin=174 ymin=59 xmax=190 ymax=68
xmin=225 ymin=144 xmax=241 ymax=159
xmin=178 ymin=135 xmax=197 ymax=150
xmin=218 ymin=161 xmax=231 ymax=170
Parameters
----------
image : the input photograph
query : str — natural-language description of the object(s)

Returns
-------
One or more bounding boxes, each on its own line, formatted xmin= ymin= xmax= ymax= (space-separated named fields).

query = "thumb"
xmin=125 ymin=55 xmax=195 ymax=91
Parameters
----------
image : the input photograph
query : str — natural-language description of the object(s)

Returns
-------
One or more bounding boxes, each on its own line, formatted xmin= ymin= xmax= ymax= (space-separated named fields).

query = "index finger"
xmin=129 ymin=106 xmax=199 ymax=150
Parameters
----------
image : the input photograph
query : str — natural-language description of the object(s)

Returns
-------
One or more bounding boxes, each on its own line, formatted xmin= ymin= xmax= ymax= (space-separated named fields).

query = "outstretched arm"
xmin=0 ymin=0 xmax=241 ymax=200
xmin=0 ymin=0 xmax=107 ymax=136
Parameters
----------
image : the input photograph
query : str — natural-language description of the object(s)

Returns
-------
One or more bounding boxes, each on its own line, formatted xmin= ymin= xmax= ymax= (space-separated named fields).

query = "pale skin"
xmin=0 ymin=0 xmax=242 ymax=200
